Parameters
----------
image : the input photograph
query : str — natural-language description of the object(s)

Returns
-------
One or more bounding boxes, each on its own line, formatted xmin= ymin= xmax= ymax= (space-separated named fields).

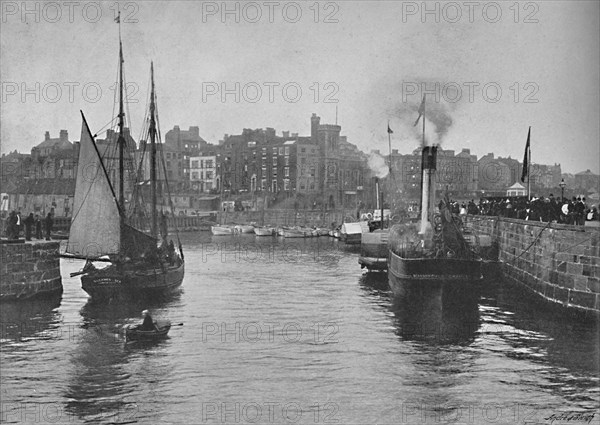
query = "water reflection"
xmin=64 ymin=292 xmax=181 ymax=423
xmin=0 ymin=295 xmax=62 ymax=343
xmin=390 ymin=283 xmax=480 ymax=345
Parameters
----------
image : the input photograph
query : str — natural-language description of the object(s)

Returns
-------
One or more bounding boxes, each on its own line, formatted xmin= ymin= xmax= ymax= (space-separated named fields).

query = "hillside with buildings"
xmin=1 ymin=113 xmax=598 ymax=217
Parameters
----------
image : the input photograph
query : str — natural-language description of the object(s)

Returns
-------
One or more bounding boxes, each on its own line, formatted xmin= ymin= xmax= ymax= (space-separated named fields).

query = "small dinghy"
xmin=125 ymin=319 xmax=172 ymax=341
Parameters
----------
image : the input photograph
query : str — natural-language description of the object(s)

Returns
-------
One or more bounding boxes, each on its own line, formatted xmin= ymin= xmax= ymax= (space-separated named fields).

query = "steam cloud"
xmin=368 ymin=152 xmax=389 ymax=179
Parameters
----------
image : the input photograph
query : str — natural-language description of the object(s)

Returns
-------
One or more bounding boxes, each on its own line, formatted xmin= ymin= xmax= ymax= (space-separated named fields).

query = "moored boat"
xmin=211 ymin=225 xmax=234 ymax=236
xmin=254 ymin=226 xmax=274 ymax=236
xmin=359 ymin=229 xmax=389 ymax=272
xmin=283 ymin=228 xmax=305 ymax=238
xmin=387 ymin=144 xmax=483 ymax=294
xmin=234 ymin=224 xmax=255 ymax=234
xmin=340 ymin=221 xmax=369 ymax=245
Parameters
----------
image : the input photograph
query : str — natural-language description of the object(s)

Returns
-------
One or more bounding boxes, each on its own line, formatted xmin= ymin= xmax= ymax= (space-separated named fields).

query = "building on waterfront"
xmin=506 ymin=182 xmax=527 ymax=197
xmin=2 ymin=179 xmax=76 ymax=217
xmin=190 ymin=154 xmax=217 ymax=193
xmin=575 ymin=169 xmax=600 ymax=193
xmin=478 ymin=153 xmax=512 ymax=194
xmin=164 ymin=125 xmax=209 ymax=185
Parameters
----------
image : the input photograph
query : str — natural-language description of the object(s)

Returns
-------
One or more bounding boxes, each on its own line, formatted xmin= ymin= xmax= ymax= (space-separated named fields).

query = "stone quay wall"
xmin=0 ymin=241 xmax=62 ymax=301
xmin=468 ymin=216 xmax=600 ymax=316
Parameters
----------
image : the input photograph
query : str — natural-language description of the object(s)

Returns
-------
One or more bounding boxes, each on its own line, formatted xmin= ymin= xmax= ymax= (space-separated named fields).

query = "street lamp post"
xmin=559 ymin=178 xmax=566 ymax=202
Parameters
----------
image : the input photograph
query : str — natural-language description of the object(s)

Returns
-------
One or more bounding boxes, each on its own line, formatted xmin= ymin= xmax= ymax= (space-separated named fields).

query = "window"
xmin=284 ymin=179 xmax=290 ymax=190
xmin=301 ymin=157 xmax=306 ymax=164
xmin=310 ymin=167 xmax=315 ymax=177
xmin=206 ymin=160 xmax=213 ymax=168
xmin=285 ymin=147 xmax=290 ymax=156
xmin=284 ymin=167 xmax=289 ymax=177
xmin=309 ymin=182 xmax=315 ymax=190
xmin=272 ymin=180 xmax=278 ymax=192
xmin=279 ymin=147 xmax=284 ymax=155
xmin=261 ymin=179 xmax=266 ymax=190
xmin=301 ymin=148 xmax=306 ymax=153
xmin=273 ymin=157 xmax=277 ymax=166
xmin=192 ymin=172 xmax=198 ymax=180
xmin=284 ymin=157 xmax=289 ymax=166
xmin=166 ymin=153 xmax=171 ymax=159
xmin=206 ymin=171 xmax=213 ymax=179
xmin=273 ymin=147 xmax=277 ymax=154
xmin=191 ymin=160 xmax=198 ymax=168
xmin=249 ymin=141 xmax=256 ymax=147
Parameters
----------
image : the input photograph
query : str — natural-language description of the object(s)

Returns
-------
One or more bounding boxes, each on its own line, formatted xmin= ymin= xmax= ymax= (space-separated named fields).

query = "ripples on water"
xmin=1 ymin=233 xmax=598 ymax=424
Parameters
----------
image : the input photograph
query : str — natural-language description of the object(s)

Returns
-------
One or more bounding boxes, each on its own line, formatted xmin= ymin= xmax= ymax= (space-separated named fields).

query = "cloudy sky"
xmin=1 ymin=1 xmax=599 ymax=174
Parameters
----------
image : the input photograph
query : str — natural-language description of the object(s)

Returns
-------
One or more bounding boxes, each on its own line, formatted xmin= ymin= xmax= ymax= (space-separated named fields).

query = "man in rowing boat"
xmin=141 ymin=310 xmax=158 ymax=331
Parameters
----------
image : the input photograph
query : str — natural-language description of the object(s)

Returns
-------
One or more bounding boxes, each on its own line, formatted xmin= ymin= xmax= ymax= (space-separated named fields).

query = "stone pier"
xmin=0 ymin=240 xmax=62 ymax=301
xmin=469 ymin=216 xmax=600 ymax=317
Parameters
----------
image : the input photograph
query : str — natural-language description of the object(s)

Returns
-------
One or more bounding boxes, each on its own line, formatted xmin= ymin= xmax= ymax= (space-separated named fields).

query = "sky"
xmin=1 ymin=1 xmax=599 ymax=174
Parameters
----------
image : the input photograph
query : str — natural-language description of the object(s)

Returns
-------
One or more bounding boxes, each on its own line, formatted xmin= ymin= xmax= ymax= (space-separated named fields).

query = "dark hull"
xmin=388 ymin=249 xmax=482 ymax=296
xmin=81 ymin=261 xmax=184 ymax=301
xmin=341 ymin=233 xmax=362 ymax=245
xmin=125 ymin=323 xmax=171 ymax=341
xmin=358 ymin=256 xmax=388 ymax=272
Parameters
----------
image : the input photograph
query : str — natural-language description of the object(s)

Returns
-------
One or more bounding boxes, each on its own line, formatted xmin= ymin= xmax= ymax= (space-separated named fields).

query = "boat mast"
xmin=149 ymin=62 xmax=158 ymax=238
xmin=117 ymin=17 xmax=126 ymax=215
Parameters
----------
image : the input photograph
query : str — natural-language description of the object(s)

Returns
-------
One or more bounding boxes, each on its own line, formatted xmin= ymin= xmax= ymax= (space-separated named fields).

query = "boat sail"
xmin=65 ymin=32 xmax=184 ymax=300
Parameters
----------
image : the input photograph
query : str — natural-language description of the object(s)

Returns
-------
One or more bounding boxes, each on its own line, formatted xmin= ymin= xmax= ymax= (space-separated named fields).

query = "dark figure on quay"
xmin=5 ymin=211 xmax=19 ymax=239
xmin=35 ymin=215 xmax=43 ymax=239
xmin=45 ymin=213 xmax=53 ymax=240
xmin=23 ymin=213 xmax=34 ymax=241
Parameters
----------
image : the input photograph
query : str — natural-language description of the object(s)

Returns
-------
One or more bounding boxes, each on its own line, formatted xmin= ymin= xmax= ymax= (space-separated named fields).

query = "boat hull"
xmin=125 ymin=320 xmax=171 ymax=341
xmin=211 ymin=226 xmax=233 ymax=235
xmin=388 ymin=249 xmax=482 ymax=295
xmin=254 ymin=227 xmax=274 ymax=236
xmin=341 ymin=233 xmax=362 ymax=245
xmin=283 ymin=230 xmax=305 ymax=238
xmin=81 ymin=261 xmax=184 ymax=301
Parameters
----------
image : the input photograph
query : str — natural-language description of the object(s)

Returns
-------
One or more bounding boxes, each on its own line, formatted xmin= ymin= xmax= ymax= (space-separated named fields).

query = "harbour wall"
xmin=0 ymin=241 xmax=62 ymax=301
xmin=469 ymin=216 xmax=600 ymax=316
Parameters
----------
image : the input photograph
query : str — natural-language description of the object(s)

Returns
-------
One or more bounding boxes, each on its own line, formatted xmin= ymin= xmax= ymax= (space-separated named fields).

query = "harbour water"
xmin=1 ymin=232 xmax=598 ymax=424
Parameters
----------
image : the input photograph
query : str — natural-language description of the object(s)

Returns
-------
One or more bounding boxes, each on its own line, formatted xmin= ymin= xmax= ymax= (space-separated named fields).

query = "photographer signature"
xmin=545 ymin=411 xmax=596 ymax=424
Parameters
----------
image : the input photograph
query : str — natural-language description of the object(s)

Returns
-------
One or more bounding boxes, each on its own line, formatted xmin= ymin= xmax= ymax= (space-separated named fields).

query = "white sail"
xmin=66 ymin=117 xmax=121 ymax=258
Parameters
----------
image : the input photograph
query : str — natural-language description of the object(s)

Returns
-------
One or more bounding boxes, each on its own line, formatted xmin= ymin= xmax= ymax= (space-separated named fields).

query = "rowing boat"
xmin=125 ymin=319 xmax=171 ymax=341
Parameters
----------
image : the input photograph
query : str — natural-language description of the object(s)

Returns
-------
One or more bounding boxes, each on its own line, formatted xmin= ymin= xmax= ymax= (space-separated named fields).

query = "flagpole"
xmin=527 ymin=136 xmax=531 ymax=201
xmin=422 ymin=96 xmax=426 ymax=147
xmin=387 ymin=121 xmax=392 ymax=176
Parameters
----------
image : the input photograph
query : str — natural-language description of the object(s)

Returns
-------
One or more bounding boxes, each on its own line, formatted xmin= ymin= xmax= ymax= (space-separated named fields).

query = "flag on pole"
xmin=521 ymin=126 xmax=531 ymax=183
xmin=413 ymin=95 xmax=425 ymax=126
xmin=115 ymin=12 xmax=120 ymax=23
xmin=387 ymin=123 xmax=393 ymax=134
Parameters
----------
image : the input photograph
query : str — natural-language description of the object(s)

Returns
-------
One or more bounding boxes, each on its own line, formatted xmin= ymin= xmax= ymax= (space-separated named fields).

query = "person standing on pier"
xmin=45 ymin=213 xmax=53 ymax=240
xmin=35 ymin=215 xmax=43 ymax=239
xmin=23 ymin=213 xmax=34 ymax=241
xmin=15 ymin=211 xmax=22 ymax=238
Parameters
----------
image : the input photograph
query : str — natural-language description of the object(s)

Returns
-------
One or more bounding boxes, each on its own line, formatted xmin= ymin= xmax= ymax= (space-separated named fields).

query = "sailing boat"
xmin=65 ymin=37 xmax=184 ymax=301
xmin=387 ymin=96 xmax=482 ymax=292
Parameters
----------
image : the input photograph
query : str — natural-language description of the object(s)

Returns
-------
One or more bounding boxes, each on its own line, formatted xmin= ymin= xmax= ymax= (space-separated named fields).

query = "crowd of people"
xmin=3 ymin=211 xmax=54 ymax=241
xmin=449 ymin=195 xmax=599 ymax=225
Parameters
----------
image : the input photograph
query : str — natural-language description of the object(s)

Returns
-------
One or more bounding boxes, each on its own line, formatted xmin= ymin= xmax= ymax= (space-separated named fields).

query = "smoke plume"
xmin=368 ymin=152 xmax=389 ymax=179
